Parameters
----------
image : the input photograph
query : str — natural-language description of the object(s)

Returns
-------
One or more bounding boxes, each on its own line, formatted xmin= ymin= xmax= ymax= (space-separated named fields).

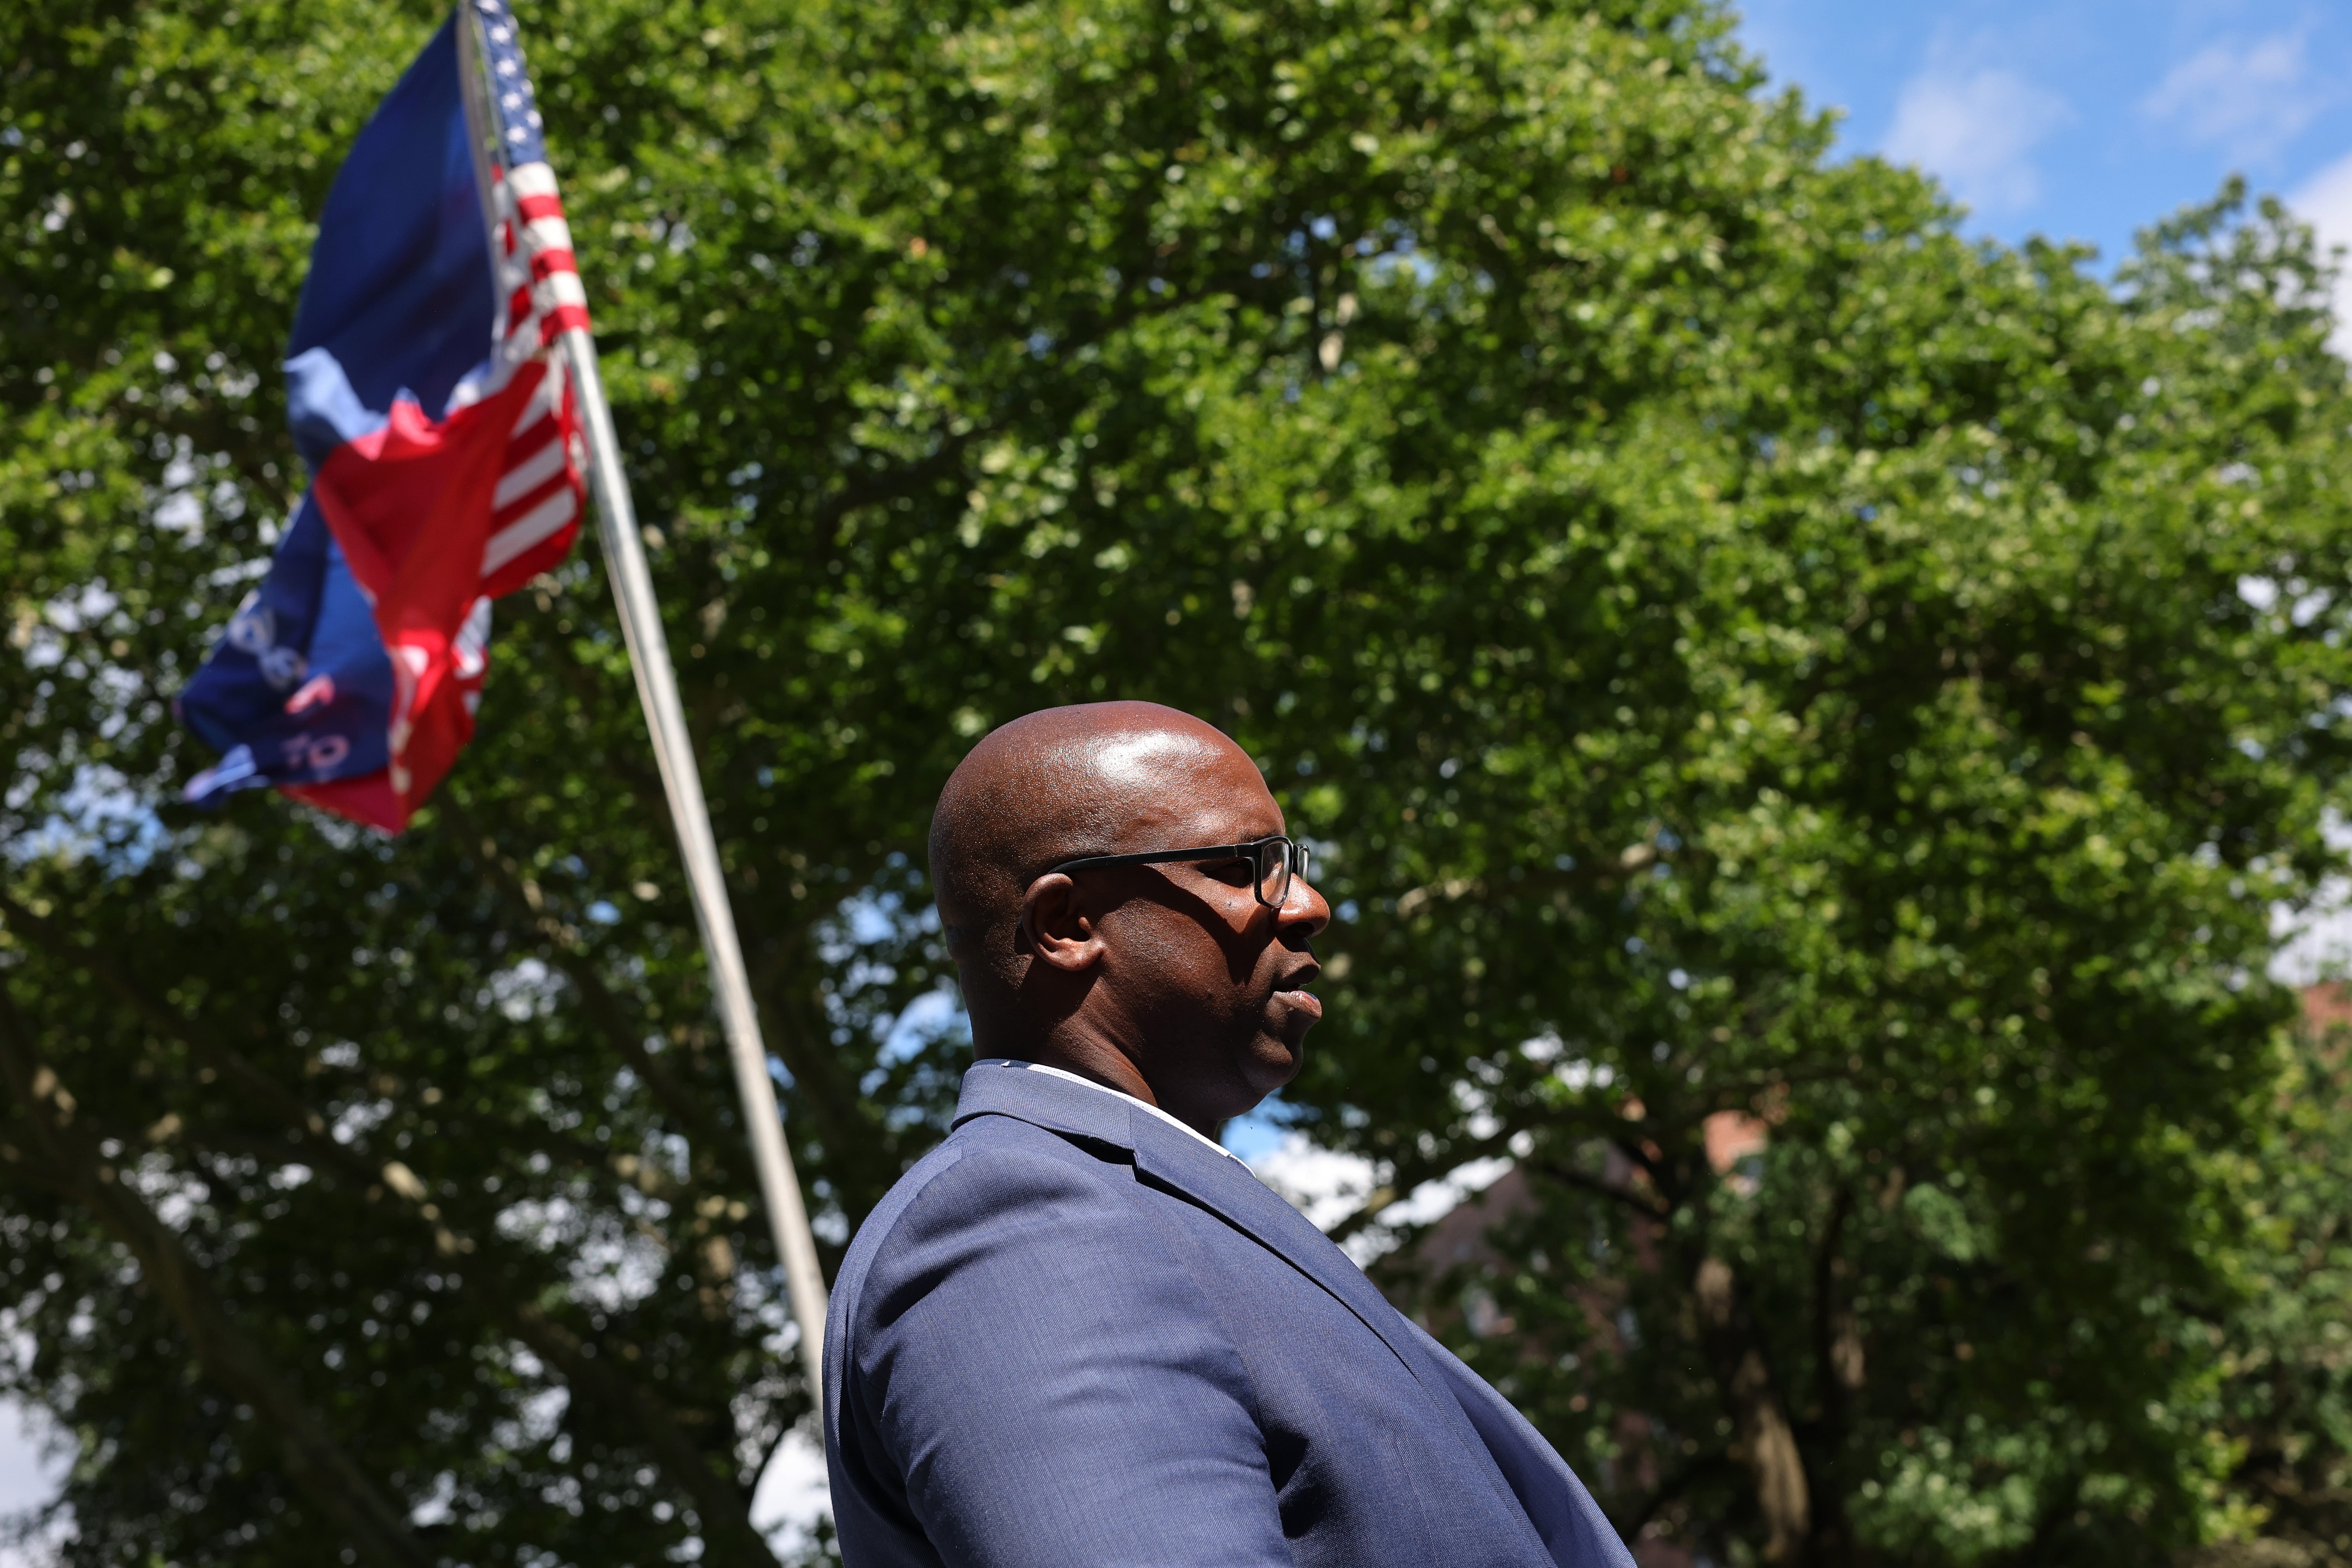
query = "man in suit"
xmin=824 ymin=701 xmax=1632 ymax=1568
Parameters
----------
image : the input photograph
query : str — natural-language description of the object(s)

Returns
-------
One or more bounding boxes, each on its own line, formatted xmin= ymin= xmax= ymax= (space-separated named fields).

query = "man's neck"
xmin=1009 ymin=1039 xmax=1159 ymax=1105
xmin=976 ymin=1058 xmax=1241 ymax=1162
xmin=996 ymin=1039 xmax=1236 ymax=1140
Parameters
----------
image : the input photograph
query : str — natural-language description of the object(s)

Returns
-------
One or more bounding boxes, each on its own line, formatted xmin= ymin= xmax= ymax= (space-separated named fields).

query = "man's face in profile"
xmin=1042 ymin=733 xmax=1329 ymax=1111
xmin=934 ymin=702 xmax=1332 ymax=1131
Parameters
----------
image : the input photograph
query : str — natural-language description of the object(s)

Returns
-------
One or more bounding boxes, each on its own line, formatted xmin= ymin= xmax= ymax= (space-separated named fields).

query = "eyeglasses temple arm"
xmin=1046 ymin=844 xmax=1262 ymax=875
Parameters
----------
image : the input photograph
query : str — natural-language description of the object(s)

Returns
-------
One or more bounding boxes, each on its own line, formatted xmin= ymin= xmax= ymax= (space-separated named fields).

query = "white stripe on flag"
xmin=506 ymin=161 xmax=560 ymax=199
xmin=525 ymin=215 xmax=574 ymax=253
xmin=541 ymin=272 xmax=588 ymax=306
xmin=512 ymin=367 xmax=562 ymax=434
xmin=482 ymin=488 xmax=579 ymax=576
xmin=494 ymin=435 xmax=568 ymax=508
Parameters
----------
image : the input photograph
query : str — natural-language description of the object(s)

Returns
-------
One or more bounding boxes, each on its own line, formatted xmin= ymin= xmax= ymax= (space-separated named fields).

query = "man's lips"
xmin=1272 ymin=964 xmax=1324 ymax=1020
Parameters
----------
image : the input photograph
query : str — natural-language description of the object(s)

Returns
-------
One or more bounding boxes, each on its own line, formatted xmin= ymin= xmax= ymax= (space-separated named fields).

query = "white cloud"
xmin=1884 ymin=65 xmax=2073 ymax=214
xmin=2288 ymin=147 xmax=2352 ymax=357
xmin=2143 ymin=30 xmax=2326 ymax=163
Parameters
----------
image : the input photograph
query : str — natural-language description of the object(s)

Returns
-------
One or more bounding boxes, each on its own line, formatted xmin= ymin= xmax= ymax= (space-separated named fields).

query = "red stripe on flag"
xmin=537 ymin=305 xmax=591 ymax=343
xmin=492 ymin=473 xmax=571 ymax=532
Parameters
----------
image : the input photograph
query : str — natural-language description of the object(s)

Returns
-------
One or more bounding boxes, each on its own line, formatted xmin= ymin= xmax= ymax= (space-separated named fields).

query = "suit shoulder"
xmin=841 ymin=1117 xmax=1132 ymax=1290
xmin=880 ymin=1117 xmax=1130 ymax=1237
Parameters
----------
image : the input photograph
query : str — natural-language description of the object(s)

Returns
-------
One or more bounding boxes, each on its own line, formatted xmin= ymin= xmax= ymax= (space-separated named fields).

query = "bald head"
xmin=927 ymin=702 xmax=1330 ymax=1125
xmin=930 ymin=701 xmax=1248 ymax=958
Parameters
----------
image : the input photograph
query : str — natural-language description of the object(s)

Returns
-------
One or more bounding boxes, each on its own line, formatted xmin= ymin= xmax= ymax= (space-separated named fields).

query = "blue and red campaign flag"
xmin=179 ymin=1 xmax=590 ymax=833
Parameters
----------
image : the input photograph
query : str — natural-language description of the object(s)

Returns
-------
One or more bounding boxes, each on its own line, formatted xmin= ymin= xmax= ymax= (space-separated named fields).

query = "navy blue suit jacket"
xmin=824 ymin=1061 xmax=1634 ymax=1568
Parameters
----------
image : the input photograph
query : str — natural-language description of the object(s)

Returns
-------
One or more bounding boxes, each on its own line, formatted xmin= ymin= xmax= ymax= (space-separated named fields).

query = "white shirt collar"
xmin=973 ymin=1058 xmax=1243 ymax=1164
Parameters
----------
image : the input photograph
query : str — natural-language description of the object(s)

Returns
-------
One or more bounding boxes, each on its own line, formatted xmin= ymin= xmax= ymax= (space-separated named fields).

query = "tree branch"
xmin=1807 ymin=1183 xmax=1862 ymax=1566
xmin=0 ymin=984 xmax=433 ymax=1568
xmin=434 ymin=789 xmax=737 ymax=1162
xmin=508 ymin=1303 xmax=779 ymax=1565
xmin=0 ymin=885 xmax=330 ymax=1144
xmin=1320 ymin=1124 xmax=1527 ymax=1246
xmin=1535 ymin=1156 xmax=1673 ymax=1223
xmin=0 ymin=892 xmax=786 ymax=1564
xmin=1617 ymin=1445 xmax=1739 ymax=1543
xmin=1692 ymin=1252 xmax=1811 ymax=1562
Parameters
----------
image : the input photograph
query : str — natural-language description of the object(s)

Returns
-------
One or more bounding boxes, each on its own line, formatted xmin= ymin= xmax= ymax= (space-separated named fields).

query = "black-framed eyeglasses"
xmin=1046 ymin=835 xmax=1313 ymax=911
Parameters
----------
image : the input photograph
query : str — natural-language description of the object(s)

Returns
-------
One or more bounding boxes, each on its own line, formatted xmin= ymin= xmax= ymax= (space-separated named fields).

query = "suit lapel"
xmin=1124 ymin=1115 xmax=1529 ymax=1509
xmin=952 ymin=1063 xmax=1526 ymax=1514
xmin=956 ymin=1065 xmax=1424 ymax=1366
xmin=1125 ymin=1115 xmax=1439 ymax=1383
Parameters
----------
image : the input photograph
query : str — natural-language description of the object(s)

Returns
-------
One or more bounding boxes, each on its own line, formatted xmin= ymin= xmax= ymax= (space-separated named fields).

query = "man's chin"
xmin=1240 ymin=1048 xmax=1304 ymax=1104
xmin=1246 ymin=1018 xmax=1312 ymax=1093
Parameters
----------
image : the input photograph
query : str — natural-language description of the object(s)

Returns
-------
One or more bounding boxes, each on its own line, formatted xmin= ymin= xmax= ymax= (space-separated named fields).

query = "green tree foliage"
xmin=1362 ymin=184 xmax=2352 ymax=1566
xmin=2209 ymin=1001 xmax=2352 ymax=1568
xmin=4 ymin=0 xmax=2349 ymax=1563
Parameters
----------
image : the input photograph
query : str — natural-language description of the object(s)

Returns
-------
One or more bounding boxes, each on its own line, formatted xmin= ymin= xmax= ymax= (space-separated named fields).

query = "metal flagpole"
xmin=453 ymin=0 xmax=831 ymax=1419
xmin=563 ymin=327 xmax=833 ymax=1419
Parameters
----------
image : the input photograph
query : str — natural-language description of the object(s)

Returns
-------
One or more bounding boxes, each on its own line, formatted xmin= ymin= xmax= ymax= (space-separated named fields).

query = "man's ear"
xmin=1017 ymin=874 xmax=1105 ymax=974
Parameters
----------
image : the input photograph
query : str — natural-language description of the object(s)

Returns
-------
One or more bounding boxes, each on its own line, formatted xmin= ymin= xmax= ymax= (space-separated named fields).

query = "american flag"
xmin=463 ymin=0 xmax=588 ymax=600
xmin=179 ymin=4 xmax=601 ymax=831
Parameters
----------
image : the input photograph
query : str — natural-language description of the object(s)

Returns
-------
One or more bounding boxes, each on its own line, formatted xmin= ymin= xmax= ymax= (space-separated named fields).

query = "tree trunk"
xmin=0 ymin=993 xmax=435 ymax=1568
xmin=2 ymin=897 xmax=784 ymax=1566
xmin=1695 ymin=1254 xmax=1811 ymax=1561
xmin=1808 ymin=1189 xmax=1864 ymax=1567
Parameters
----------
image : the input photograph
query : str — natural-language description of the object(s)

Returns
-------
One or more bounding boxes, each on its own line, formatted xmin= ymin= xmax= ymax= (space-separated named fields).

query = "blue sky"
xmin=1733 ymin=0 xmax=2352 ymax=316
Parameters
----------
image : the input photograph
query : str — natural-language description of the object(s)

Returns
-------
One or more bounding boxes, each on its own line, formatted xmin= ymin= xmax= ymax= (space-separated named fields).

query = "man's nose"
xmin=1280 ymin=874 xmax=1332 ymax=940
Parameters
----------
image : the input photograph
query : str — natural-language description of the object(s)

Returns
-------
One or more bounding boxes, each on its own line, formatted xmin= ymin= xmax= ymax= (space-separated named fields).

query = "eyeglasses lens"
xmin=1256 ymin=842 xmax=1290 ymax=908
xmin=1261 ymin=846 xmax=1298 ymax=907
